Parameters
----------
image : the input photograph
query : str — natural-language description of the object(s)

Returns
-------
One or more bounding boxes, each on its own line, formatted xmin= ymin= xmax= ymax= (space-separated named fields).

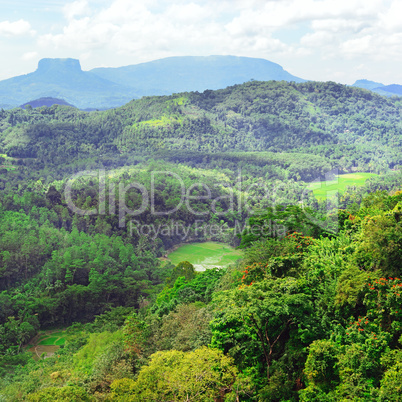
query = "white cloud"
xmin=165 ymin=2 xmax=213 ymax=23
xmin=340 ymin=35 xmax=375 ymax=56
xmin=300 ymin=31 xmax=334 ymax=47
xmin=0 ymin=19 xmax=35 ymax=37
xmin=21 ymin=51 xmax=39 ymax=60
xmin=18 ymin=0 xmax=401 ymax=84
xmin=38 ymin=0 xmax=299 ymax=63
xmin=378 ymin=0 xmax=402 ymax=32
xmin=311 ymin=19 xmax=370 ymax=34
xmin=63 ymin=0 xmax=91 ymax=21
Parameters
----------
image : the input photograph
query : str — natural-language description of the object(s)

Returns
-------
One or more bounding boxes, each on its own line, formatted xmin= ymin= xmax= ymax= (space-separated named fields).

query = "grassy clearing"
xmin=0 ymin=153 xmax=17 ymax=171
xmin=39 ymin=337 xmax=58 ymax=346
xmin=308 ymin=173 xmax=378 ymax=200
xmin=168 ymin=96 xmax=188 ymax=106
xmin=0 ymin=153 xmax=15 ymax=161
xmin=168 ymin=242 xmax=242 ymax=271
xmin=55 ymin=338 xmax=66 ymax=346
xmin=137 ymin=114 xmax=183 ymax=128
xmin=49 ymin=332 xmax=65 ymax=337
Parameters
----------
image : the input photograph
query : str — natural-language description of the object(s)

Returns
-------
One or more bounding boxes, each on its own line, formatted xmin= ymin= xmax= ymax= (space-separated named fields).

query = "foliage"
xmin=1 ymin=80 xmax=402 ymax=400
xmin=27 ymin=386 xmax=93 ymax=402
xmin=110 ymin=347 xmax=238 ymax=401
xmin=211 ymin=277 xmax=314 ymax=382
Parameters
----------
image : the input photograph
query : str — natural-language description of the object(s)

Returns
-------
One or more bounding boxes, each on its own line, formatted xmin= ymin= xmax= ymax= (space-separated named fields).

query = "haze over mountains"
xmin=90 ymin=55 xmax=305 ymax=95
xmin=0 ymin=58 xmax=135 ymax=110
xmin=1 ymin=56 xmax=305 ymax=110
xmin=0 ymin=55 xmax=400 ymax=110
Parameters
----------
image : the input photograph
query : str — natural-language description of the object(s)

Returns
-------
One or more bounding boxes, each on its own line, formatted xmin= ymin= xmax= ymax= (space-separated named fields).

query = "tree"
xmin=239 ymin=204 xmax=328 ymax=249
xmin=26 ymin=386 xmax=92 ymax=401
xmin=303 ymin=339 xmax=340 ymax=392
xmin=380 ymin=361 xmax=402 ymax=401
xmin=110 ymin=347 xmax=238 ymax=401
xmin=168 ymin=260 xmax=196 ymax=285
xmin=355 ymin=211 xmax=402 ymax=276
xmin=211 ymin=278 xmax=313 ymax=381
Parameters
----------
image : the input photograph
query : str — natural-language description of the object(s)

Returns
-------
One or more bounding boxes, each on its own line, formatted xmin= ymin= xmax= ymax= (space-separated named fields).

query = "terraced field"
xmin=27 ymin=330 xmax=67 ymax=359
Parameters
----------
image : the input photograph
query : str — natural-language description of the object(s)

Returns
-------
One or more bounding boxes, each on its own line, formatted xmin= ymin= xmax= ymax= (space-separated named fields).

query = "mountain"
xmin=90 ymin=55 xmax=305 ymax=96
xmin=0 ymin=58 xmax=137 ymax=109
xmin=352 ymin=79 xmax=384 ymax=91
xmin=352 ymin=79 xmax=402 ymax=97
xmin=20 ymin=97 xmax=76 ymax=109
xmin=0 ymin=56 xmax=304 ymax=110
xmin=376 ymin=84 xmax=402 ymax=96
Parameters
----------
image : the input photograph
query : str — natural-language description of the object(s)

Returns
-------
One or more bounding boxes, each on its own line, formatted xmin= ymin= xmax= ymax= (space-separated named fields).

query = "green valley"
xmin=0 ymin=80 xmax=402 ymax=401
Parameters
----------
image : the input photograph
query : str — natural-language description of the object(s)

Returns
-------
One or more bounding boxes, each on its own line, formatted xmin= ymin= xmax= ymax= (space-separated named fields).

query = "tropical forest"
xmin=1 ymin=80 xmax=402 ymax=401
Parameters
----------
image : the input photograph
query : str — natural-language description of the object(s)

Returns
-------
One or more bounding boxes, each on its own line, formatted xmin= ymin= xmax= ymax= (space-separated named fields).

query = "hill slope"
xmin=0 ymin=80 xmax=401 ymax=175
xmin=20 ymin=97 xmax=76 ymax=109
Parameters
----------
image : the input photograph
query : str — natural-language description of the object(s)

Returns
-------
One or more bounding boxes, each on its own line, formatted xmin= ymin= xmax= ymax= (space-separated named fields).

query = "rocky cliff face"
xmin=36 ymin=58 xmax=82 ymax=74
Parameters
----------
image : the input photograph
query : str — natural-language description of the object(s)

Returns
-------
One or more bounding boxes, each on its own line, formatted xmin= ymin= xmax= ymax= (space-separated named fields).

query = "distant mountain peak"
xmin=352 ymin=79 xmax=402 ymax=97
xmin=352 ymin=79 xmax=384 ymax=91
xmin=0 ymin=57 xmax=135 ymax=109
xmin=354 ymin=79 xmax=384 ymax=85
xmin=36 ymin=58 xmax=82 ymax=74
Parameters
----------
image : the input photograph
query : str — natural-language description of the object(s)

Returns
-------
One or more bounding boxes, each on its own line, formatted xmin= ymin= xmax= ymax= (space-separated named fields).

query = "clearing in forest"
xmin=168 ymin=241 xmax=242 ymax=271
xmin=308 ymin=172 xmax=378 ymax=200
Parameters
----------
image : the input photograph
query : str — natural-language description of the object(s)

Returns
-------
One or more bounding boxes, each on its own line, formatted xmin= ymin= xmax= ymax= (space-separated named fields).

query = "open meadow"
xmin=307 ymin=172 xmax=378 ymax=199
xmin=168 ymin=241 xmax=242 ymax=271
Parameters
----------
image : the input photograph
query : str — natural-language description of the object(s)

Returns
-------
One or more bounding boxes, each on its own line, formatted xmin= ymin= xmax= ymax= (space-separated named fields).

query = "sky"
xmin=0 ymin=0 xmax=401 ymax=85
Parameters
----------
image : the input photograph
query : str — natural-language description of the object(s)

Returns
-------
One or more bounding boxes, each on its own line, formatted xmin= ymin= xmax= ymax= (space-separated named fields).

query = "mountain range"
xmin=0 ymin=56 xmax=400 ymax=110
xmin=0 ymin=56 xmax=304 ymax=109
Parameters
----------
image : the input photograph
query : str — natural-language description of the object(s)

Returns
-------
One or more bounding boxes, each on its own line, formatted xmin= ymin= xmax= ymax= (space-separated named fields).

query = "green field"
xmin=38 ymin=334 xmax=66 ymax=346
xmin=33 ymin=329 xmax=68 ymax=347
xmin=168 ymin=242 xmax=242 ymax=271
xmin=38 ymin=337 xmax=58 ymax=346
xmin=28 ymin=329 xmax=68 ymax=359
xmin=307 ymin=173 xmax=378 ymax=200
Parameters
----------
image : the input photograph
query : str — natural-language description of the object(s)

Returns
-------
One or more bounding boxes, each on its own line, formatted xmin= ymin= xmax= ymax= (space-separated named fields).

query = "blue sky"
xmin=0 ymin=0 xmax=400 ymax=85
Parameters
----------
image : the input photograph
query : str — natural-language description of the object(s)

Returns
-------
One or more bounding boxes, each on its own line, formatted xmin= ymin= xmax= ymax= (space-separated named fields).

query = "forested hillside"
xmin=1 ymin=80 xmax=401 ymax=174
xmin=1 ymin=80 xmax=402 ymax=401
xmin=1 ymin=186 xmax=402 ymax=400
